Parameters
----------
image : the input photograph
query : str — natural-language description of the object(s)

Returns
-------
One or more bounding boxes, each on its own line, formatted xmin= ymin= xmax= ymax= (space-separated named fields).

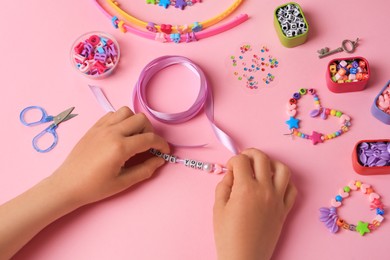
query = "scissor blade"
xmin=53 ymin=107 xmax=75 ymax=125
xmin=62 ymin=114 xmax=78 ymax=122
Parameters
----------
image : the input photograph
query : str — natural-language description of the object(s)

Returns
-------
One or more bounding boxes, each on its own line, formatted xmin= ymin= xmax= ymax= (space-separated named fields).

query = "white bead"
xmin=202 ymin=163 xmax=212 ymax=172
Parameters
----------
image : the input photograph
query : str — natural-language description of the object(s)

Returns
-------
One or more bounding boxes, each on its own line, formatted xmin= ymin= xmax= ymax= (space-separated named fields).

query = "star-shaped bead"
xmin=286 ymin=116 xmax=300 ymax=130
xmin=311 ymin=131 xmax=323 ymax=145
xmin=356 ymin=221 xmax=370 ymax=236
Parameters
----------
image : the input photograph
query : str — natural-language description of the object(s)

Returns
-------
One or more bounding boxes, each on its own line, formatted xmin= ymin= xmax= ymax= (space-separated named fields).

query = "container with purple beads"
xmin=353 ymin=139 xmax=390 ymax=175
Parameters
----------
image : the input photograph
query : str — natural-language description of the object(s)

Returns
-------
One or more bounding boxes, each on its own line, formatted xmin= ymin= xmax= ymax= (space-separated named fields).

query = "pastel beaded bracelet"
xmin=319 ymin=181 xmax=385 ymax=236
xmin=146 ymin=0 xmax=201 ymax=10
xmin=93 ymin=0 xmax=248 ymax=43
xmin=285 ymin=88 xmax=352 ymax=145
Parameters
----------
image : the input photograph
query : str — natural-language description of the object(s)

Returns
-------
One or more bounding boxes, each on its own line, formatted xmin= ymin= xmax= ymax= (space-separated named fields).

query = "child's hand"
xmin=213 ymin=148 xmax=297 ymax=260
xmin=52 ymin=106 xmax=170 ymax=206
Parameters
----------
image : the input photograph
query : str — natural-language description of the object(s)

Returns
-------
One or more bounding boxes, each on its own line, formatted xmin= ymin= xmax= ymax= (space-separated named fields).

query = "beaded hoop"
xmin=319 ymin=180 xmax=385 ymax=236
xmin=106 ymin=0 xmax=242 ymax=34
xmin=285 ymin=88 xmax=352 ymax=145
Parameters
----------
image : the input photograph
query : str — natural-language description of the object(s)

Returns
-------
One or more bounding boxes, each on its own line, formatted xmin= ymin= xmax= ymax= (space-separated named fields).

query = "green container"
xmin=274 ymin=2 xmax=309 ymax=48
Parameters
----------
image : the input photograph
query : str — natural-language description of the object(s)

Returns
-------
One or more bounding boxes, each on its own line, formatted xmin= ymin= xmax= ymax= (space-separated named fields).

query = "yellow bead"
xmin=330 ymin=110 xmax=336 ymax=116
xmin=356 ymin=181 xmax=362 ymax=188
xmin=315 ymin=100 xmax=320 ymax=105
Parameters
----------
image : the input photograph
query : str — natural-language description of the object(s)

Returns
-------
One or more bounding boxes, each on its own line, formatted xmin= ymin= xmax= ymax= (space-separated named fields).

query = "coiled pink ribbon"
xmin=90 ymin=55 xmax=239 ymax=155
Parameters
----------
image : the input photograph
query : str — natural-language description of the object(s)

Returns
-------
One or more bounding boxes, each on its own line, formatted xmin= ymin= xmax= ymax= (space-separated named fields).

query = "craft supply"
xmin=93 ymin=0 xmax=248 ymax=43
xmin=319 ymin=181 xmax=385 ymax=236
xmin=230 ymin=44 xmax=280 ymax=90
xmin=274 ymin=2 xmax=309 ymax=47
xmin=149 ymin=148 xmax=227 ymax=174
xmin=285 ymin=88 xmax=352 ymax=145
xmin=376 ymin=83 xmax=390 ymax=115
xmin=146 ymin=0 xmax=201 ymax=10
xmin=318 ymin=38 xmax=359 ymax=59
xmin=71 ymin=32 xmax=120 ymax=79
xmin=326 ymin=57 xmax=370 ymax=93
xmin=352 ymin=139 xmax=390 ymax=175
xmin=357 ymin=141 xmax=390 ymax=167
xmin=329 ymin=58 xmax=368 ymax=83
xmin=89 ymin=56 xmax=239 ymax=174
xmin=20 ymin=106 xmax=78 ymax=153
xmin=371 ymin=80 xmax=390 ymax=125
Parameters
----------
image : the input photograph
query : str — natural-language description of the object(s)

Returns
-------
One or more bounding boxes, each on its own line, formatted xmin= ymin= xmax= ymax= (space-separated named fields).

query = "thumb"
xmin=214 ymin=171 xmax=234 ymax=210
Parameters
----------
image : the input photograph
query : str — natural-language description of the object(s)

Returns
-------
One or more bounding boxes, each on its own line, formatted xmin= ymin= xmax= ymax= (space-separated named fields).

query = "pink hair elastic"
xmin=89 ymin=56 xmax=239 ymax=174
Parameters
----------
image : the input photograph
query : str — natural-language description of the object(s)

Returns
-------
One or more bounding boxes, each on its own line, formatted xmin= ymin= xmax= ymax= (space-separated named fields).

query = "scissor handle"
xmin=32 ymin=124 xmax=59 ymax=153
xmin=20 ymin=106 xmax=54 ymax=126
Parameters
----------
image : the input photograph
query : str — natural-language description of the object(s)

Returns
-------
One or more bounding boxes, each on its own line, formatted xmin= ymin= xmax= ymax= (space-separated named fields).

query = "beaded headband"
xmin=93 ymin=0 xmax=248 ymax=43
xmin=319 ymin=180 xmax=385 ymax=236
xmin=285 ymin=88 xmax=352 ymax=145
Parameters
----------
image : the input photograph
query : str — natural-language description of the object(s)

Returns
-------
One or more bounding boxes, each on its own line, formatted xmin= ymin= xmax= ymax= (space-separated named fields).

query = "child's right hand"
xmin=213 ymin=148 xmax=297 ymax=260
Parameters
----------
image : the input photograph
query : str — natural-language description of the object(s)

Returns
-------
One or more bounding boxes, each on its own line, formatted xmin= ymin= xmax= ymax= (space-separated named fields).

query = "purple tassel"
xmin=319 ymin=207 xmax=339 ymax=233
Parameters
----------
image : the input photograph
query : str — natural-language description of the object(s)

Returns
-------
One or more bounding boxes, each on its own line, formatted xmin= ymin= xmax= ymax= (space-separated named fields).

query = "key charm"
xmin=318 ymin=38 xmax=359 ymax=59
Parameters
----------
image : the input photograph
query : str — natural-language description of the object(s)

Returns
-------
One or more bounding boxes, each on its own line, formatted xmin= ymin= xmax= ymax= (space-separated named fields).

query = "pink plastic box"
xmin=326 ymin=57 xmax=370 ymax=93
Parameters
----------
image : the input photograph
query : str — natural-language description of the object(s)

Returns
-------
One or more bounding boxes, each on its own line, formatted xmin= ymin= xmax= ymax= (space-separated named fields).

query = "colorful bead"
xmin=319 ymin=181 xmax=385 ymax=236
xmin=285 ymin=88 xmax=352 ymax=145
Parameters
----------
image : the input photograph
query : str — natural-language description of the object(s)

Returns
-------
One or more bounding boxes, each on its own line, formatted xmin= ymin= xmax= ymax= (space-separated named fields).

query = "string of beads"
xmin=285 ymin=88 xmax=352 ymax=145
xmin=319 ymin=180 xmax=385 ymax=236
xmin=150 ymin=149 xmax=227 ymax=174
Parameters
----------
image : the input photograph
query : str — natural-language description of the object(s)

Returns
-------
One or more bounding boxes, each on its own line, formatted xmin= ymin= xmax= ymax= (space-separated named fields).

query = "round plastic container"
xmin=70 ymin=31 xmax=120 ymax=79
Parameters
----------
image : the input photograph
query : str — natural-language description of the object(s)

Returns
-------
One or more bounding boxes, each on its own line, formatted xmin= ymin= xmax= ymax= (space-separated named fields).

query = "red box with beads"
xmin=326 ymin=57 xmax=370 ymax=93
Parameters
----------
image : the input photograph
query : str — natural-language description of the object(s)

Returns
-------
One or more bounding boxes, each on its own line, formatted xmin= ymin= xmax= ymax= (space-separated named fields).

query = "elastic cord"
xmin=93 ymin=0 xmax=249 ymax=43
xmin=105 ymin=0 xmax=244 ymax=32
xmin=133 ymin=56 xmax=239 ymax=154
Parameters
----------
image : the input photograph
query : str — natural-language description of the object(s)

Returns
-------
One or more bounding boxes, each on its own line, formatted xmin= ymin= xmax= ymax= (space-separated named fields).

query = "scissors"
xmin=20 ymin=106 xmax=78 ymax=153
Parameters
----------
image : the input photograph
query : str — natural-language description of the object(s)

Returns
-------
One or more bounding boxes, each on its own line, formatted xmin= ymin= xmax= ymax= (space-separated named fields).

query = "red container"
xmin=352 ymin=139 xmax=390 ymax=175
xmin=326 ymin=57 xmax=370 ymax=93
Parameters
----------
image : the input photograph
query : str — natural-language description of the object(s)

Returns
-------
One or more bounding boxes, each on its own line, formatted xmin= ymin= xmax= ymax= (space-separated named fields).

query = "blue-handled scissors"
xmin=20 ymin=106 xmax=78 ymax=153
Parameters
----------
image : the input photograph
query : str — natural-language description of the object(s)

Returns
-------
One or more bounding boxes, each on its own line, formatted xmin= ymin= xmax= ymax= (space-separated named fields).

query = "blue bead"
xmin=376 ymin=208 xmax=384 ymax=215
xmin=293 ymin=92 xmax=301 ymax=99
xmin=335 ymin=195 xmax=342 ymax=202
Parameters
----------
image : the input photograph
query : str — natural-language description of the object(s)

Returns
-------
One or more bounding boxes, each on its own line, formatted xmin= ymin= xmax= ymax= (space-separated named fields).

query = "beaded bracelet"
xmin=319 ymin=180 xmax=385 ymax=236
xmin=149 ymin=148 xmax=227 ymax=174
xmin=146 ymin=0 xmax=201 ymax=10
xmin=106 ymin=0 xmax=243 ymax=34
xmin=285 ymin=88 xmax=352 ymax=145
xmin=94 ymin=0 xmax=248 ymax=43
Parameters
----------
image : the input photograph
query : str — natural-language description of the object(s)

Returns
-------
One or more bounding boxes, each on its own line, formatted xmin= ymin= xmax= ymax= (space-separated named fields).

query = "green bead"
xmin=343 ymin=186 xmax=351 ymax=193
xmin=336 ymin=111 xmax=343 ymax=117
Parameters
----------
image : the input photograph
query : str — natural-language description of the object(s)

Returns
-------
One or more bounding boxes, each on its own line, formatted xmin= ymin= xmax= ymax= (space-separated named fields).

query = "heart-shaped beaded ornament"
xmin=285 ymin=88 xmax=352 ymax=145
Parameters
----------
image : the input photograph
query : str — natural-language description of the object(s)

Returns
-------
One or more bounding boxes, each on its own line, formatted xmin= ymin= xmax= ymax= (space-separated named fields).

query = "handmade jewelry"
xmin=106 ymin=0 xmax=242 ymax=33
xmin=285 ymin=88 xmax=352 ymax=145
xmin=319 ymin=180 xmax=385 ymax=236
xmin=146 ymin=0 xmax=201 ymax=10
xmin=89 ymin=56 xmax=239 ymax=174
xmin=149 ymin=148 xmax=226 ymax=174
xmin=93 ymin=0 xmax=248 ymax=43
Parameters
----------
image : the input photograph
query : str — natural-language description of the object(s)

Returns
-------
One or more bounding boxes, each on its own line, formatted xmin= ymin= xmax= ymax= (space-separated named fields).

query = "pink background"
xmin=1 ymin=0 xmax=389 ymax=259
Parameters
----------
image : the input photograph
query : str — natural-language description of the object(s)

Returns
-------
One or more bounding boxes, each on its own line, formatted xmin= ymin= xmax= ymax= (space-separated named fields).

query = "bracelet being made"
xmin=319 ymin=180 xmax=385 ymax=236
xmin=149 ymin=148 xmax=227 ymax=174
xmin=93 ymin=0 xmax=248 ymax=43
xmin=285 ymin=88 xmax=352 ymax=145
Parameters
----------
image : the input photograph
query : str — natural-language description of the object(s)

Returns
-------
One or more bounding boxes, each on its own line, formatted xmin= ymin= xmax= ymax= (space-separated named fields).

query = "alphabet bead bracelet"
xmin=149 ymin=148 xmax=226 ymax=174
xmin=285 ymin=88 xmax=352 ymax=145
xmin=319 ymin=181 xmax=385 ymax=236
